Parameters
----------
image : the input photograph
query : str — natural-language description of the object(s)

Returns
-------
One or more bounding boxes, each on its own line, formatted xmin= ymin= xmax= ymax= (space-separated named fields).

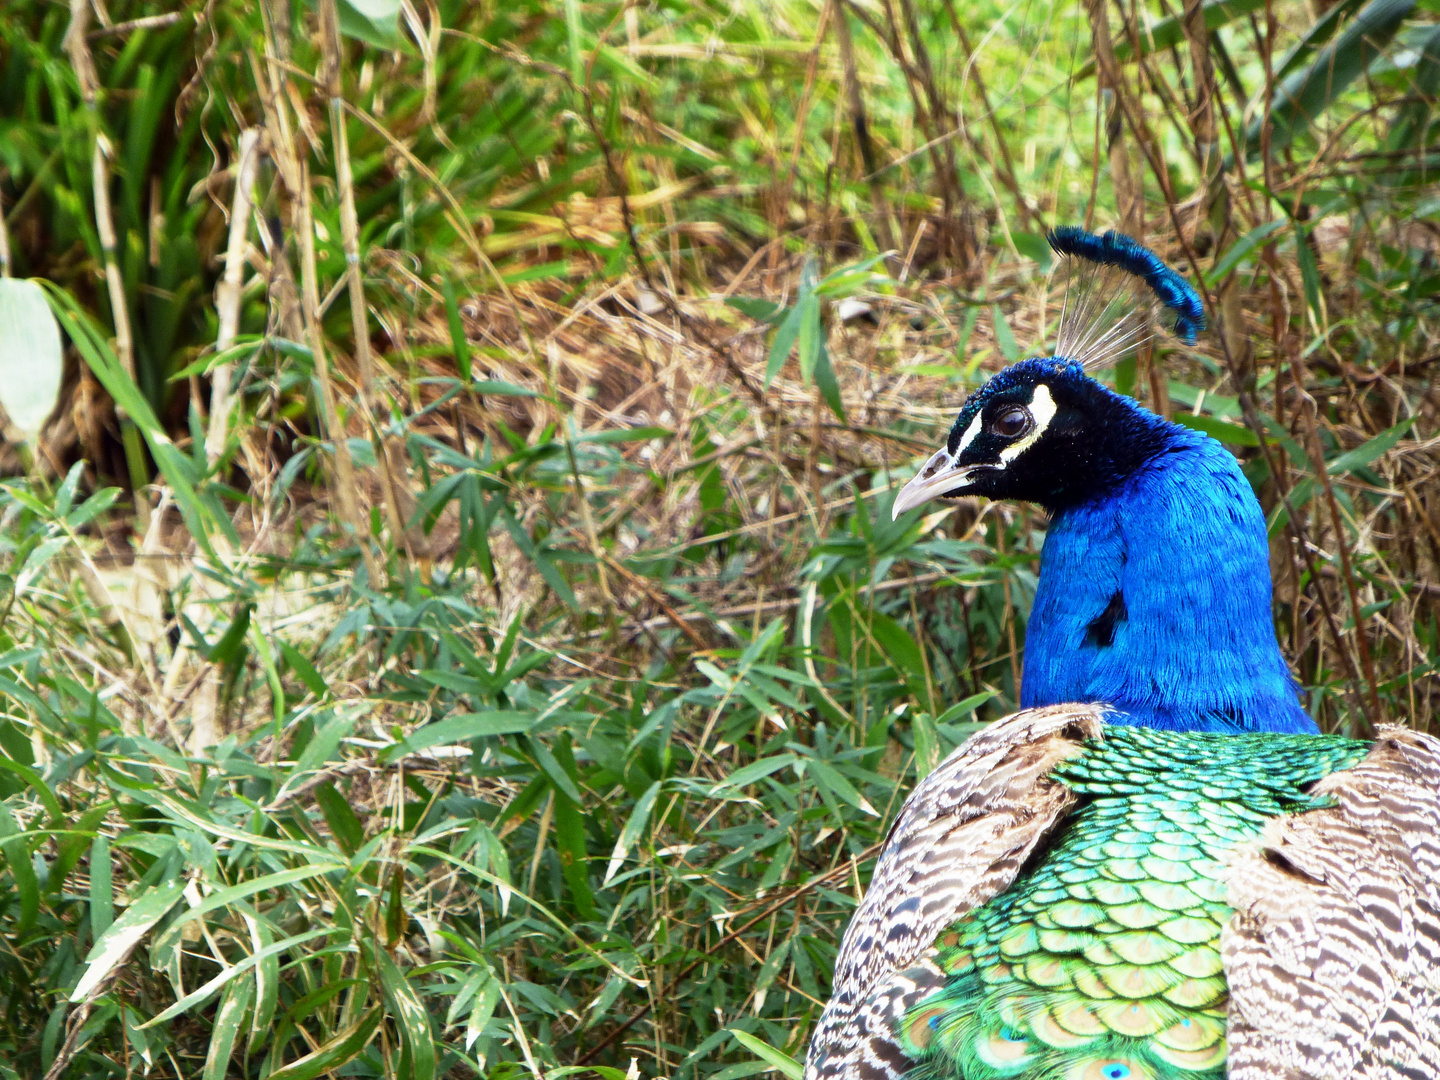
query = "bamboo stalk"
xmin=64 ymin=0 xmax=151 ymax=530
xmin=832 ymin=0 xmax=896 ymax=254
xmin=0 ymin=186 xmax=10 ymax=278
xmin=939 ymin=0 xmax=1039 ymax=231
xmin=297 ymin=158 xmax=382 ymax=586
xmin=1085 ymin=0 xmax=1141 ymax=235
xmin=206 ymin=127 xmax=262 ymax=465
xmin=256 ymin=7 xmax=382 ymax=585
xmin=319 ymin=0 xmax=430 ymax=575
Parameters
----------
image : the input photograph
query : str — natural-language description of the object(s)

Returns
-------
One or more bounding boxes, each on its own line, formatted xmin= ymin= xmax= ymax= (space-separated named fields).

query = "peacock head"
xmin=892 ymin=228 xmax=1204 ymax=519
xmin=890 ymin=356 xmax=1179 ymax=515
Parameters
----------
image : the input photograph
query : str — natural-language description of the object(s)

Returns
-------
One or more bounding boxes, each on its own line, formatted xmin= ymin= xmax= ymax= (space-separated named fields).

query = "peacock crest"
xmin=1047 ymin=227 xmax=1204 ymax=369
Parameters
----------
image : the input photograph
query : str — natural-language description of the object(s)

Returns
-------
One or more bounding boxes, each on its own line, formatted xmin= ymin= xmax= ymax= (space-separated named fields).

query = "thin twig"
xmin=574 ymin=843 xmax=884 ymax=1065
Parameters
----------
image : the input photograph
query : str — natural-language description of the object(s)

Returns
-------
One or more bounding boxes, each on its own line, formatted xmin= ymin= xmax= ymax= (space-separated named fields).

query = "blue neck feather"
xmin=1019 ymin=401 xmax=1317 ymax=735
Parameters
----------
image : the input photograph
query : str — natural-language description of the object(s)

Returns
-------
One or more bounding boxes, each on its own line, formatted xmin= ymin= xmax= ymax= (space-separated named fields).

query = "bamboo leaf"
xmin=264 ymin=1007 xmax=382 ymax=1080
xmin=334 ymin=0 xmax=402 ymax=49
xmin=0 ymin=805 xmax=36 ymax=935
xmin=1327 ymin=417 xmax=1417 ymax=476
xmin=729 ymin=1029 xmax=803 ymax=1080
xmin=603 ymin=779 xmax=661 ymax=885
xmin=378 ymin=710 xmax=537 ymax=764
xmin=71 ymin=881 xmax=185 ymax=1002
xmin=765 ymin=304 xmax=803 ymax=387
xmin=202 ymin=976 xmax=253 ymax=1080
xmin=1076 ymin=0 xmax=1266 ymax=77
xmin=1243 ymin=0 xmax=1415 ymax=158
xmin=375 ymin=947 xmax=437 ymax=1080
xmin=0 ymin=279 xmax=64 ymax=439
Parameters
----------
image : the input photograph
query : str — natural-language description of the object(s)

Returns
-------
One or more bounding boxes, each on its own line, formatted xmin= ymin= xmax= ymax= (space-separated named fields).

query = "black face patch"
xmin=929 ymin=357 xmax=1183 ymax=512
xmin=1084 ymin=590 xmax=1127 ymax=647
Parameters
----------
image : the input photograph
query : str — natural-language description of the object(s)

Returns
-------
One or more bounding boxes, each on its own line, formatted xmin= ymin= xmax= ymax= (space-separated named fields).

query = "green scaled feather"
xmin=896 ymin=727 xmax=1369 ymax=1080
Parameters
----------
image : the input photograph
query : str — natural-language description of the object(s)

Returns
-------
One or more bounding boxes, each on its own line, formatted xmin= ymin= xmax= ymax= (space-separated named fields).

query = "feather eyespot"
xmin=905 ymin=1007 xmax=947 ymax=1050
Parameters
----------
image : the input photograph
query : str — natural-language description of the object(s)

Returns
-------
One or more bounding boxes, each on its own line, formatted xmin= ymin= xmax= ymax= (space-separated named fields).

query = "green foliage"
xmin=0 ymin=0 xmax=1434 ymax=1076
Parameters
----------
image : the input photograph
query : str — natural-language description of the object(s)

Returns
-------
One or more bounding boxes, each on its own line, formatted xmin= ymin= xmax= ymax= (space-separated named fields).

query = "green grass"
xmin=0 ymin=0 xmax=1435 ymax=1076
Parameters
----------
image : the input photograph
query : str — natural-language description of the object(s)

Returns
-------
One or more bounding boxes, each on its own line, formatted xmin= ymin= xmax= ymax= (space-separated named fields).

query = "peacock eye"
xmin=990 ymin=406 xmax=1032 ymax=439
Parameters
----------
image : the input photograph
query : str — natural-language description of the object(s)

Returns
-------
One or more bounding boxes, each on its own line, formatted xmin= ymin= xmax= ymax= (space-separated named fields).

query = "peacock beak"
xmin=892 ymin=448 xmax=982 ymax=519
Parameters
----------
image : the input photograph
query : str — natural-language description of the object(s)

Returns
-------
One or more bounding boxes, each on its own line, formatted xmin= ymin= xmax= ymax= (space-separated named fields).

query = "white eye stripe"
xmin=954 ymin=411 xmax=983 ymax=456
xmin=999 ymin=384 xmax=1057 ymax=464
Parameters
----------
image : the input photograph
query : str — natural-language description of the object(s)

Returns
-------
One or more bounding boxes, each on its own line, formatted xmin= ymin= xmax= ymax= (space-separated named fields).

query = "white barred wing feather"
xmin=1224 ymin=725 xmax=1440 ymax=1080
xmin=803 ymin=704 xmax=1106 ymax=1080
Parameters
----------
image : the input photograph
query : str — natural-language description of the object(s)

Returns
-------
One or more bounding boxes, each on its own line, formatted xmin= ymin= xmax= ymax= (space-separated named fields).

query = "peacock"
xmin=804 ymin=228 xmax=1440 ymax=1080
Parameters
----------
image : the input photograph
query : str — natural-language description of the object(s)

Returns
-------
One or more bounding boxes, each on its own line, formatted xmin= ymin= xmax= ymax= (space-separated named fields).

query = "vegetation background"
xmin=0 ymin=0 xmax=1435 ymax=1075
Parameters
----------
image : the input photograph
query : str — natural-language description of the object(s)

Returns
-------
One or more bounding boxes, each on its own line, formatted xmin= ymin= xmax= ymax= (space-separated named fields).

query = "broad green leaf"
xmin=814 ymin=340 xmax=846 ymax=421
xmin=247 ymin=911 xmax=281 ymax=1041
xmin=202 ymin=976 xmax=253 ymax=1080
xmin=992 ymin=305 xmax=1018 ymax=362
xmin=1205 ymin=218 xmax=1287 ymax=285
xmin=1010 ymin=231 xmax=1055 ymax=271
xmin=1173 ymin=413 xmax=1261 ymax=446
xmin=1077 ymin=0 xmax=1266 ymax=76
xmin=1273 ymin=0 xmax=1368 ymax=81
xmin=140 ymin=927 xmax=330 ymax=1027
xmin=314 ymin=782 xmax=365 ymax=854
xmin=868 ymin=611 xmax=929 ymax=706
xmin=264 ymin=1007 xmax=382 ymax=1080
xmin=151 ymin=865 xmax=345 ymax=967
xmin=0 ymin=279 xmax=63 ymax=439
xmin=1293 ymin=223 xmax=1324 ymax=324
xmin=379 ymin=710 xmax=536 ymax=764
xmin=933 ymin=691 xmax=997 ymax=726
xmin=1388 ymin=23 xmax=1440 ymax=153
xmin=727 ymin=296 xmax=785 ymax=323
xmin=766 ymin=304 xmax=803 ymax=387
xmin=445 ymin=966 xmax=491 ymax=1028
xmin=442 ymin=277 xmax=472 ymax=381
xmin=375 ymin=947 xmax=437 ymax=1080
xmin=334 ymin=0 xmax=401 ymax=48
xmin=292 ymin=711 xmax=357 ymax=778
xmin=89 ymin=836 xmax=113 ymax=941
xmin=806 ymin=759 xmax=878 ymax=817
xmin=473 ymin=379 xmax=541 ymax=397
xmin=0 ymin=805 xmax=36 ymax=934
xmin=466 ymin=980 xmax=500 ymax=1050
xmin=712 ymin=754 xmax=799 ymax=791
xmin=72 ymin=880 xmax=185 ymax=1001
xmin=553 ymin=787 xmax=597 ymax=918
xmin=577 ymin=426 xmax=672 ymax=444
xmin=278 ymin=640 xmax=328 ymax=697
xmin=1327 ymin=417 xmax=1417 ymax=475
xmin=41 ymin=284 xmax=225 ymax=558
xmin=1243 ymin=0 xmax=1415 ymax=158
xmin=604 ymin=779 xmax=661 ymax=885
xmin=729 ymin=1029 xmax=803 ymax=1080
xmin=913 ymin=712 xmax=941 ymax=777
xmin=796 ymin=289 xmax=822 ymax=384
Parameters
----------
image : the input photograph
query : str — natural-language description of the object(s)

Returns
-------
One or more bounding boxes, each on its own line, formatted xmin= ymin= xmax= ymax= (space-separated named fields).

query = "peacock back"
xmin=892 ymin=728 xmax=1370 ymax=1080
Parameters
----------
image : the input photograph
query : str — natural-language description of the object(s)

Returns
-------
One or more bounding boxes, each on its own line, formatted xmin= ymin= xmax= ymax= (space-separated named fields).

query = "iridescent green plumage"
xmin=894 ymin=727 xmax=1369 ymax=1080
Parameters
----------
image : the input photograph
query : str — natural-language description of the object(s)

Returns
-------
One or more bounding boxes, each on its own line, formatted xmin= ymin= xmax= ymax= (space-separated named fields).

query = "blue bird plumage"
xmin=1015 ymin=363 xmax=1313 ymax=734
xmin=892 ymin=239 xmax=1312 ymax=736
xmin=810 ymin=228 xmax=1440 ymax=1080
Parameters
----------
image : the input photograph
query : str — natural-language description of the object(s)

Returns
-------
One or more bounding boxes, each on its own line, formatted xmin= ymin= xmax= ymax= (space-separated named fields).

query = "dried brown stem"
xmin=206 ymin=127 xmax=261 ymax=464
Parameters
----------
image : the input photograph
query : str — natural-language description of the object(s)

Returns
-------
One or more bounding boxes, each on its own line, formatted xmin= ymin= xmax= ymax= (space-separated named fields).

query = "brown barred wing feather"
xmin=1223 ymin=725 xmax=1440 ymax=1080
xmin=803 ymin=704 xmax=1106 ymax=1080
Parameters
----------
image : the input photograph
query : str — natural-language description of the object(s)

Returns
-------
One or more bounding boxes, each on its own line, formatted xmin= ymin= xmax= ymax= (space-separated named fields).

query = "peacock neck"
xmin=1019 ymin=423 xmax=1318 ymax=735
